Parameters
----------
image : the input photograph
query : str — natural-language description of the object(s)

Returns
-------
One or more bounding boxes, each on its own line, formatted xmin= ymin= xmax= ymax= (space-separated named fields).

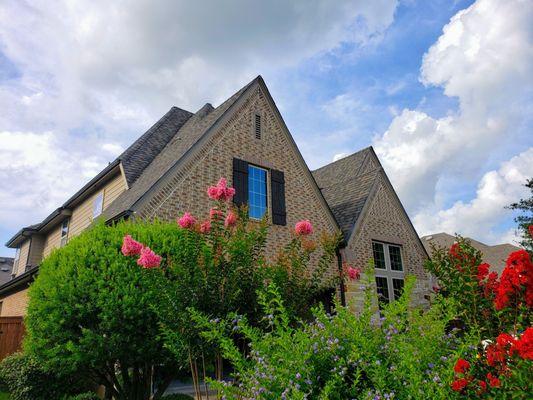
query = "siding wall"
xmin=0 ymin=289 xmax=29 ymax=317
xmin=14 ymin=240 xmax=30 ymax=277
xmin=42 ymin=171 xmax=127 ymax=258
xmin=27 ymin=235 xmax=45 ymax=268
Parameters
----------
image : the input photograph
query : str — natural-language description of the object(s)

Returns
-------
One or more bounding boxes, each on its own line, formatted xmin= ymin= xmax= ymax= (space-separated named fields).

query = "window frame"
xmin=92 ymin=192 xmax=104 ymax=219
xmin=372 ymin=241 xmax=405 ymax=304
xmin=247 ymin=164 xmax=268 ymax=220
xmin=60 ymin=218 xmax=70 ymax=247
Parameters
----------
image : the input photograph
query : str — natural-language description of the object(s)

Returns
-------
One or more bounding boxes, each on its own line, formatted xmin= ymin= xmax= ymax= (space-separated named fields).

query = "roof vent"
xmin=255 ymin=114 xmax=261 ymax=139
xmin=425 ymin=236 xmax=433 ymax=241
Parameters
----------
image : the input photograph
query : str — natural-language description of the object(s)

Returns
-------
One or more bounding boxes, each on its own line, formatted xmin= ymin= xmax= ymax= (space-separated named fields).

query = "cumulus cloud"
xmin=413 ymin=148 xmax=533 ymax=244
xmin=0 ymin=0 xmax=398 ymax=247
xmin=372 ymin=0 xmax=533 ymax=243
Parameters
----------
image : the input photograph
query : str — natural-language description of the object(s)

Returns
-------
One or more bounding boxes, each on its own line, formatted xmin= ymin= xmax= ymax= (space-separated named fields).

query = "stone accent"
xmin=343 ymin=172 xmax=430 ymax=312
xmin=0 ymin=289 xmax=29 ymax=317
xmin=135 ymin=86 xmax=340 ymax=278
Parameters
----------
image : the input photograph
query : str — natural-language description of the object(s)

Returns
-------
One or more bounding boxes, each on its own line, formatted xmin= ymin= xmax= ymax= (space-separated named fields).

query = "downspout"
xmin=336 ymin=242 xmax=346 ymax=307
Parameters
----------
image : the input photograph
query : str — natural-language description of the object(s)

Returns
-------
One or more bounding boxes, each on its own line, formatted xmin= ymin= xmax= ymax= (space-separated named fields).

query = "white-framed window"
xmin=93 ymin=192 xmax=104 ymax=218
xmin=248 ymin=165 xmax=267 ymax=220
xmin=60 ymin=218 xmax=70 ymax=247
xmin=372 ymin=241 xmax=405 ymax=306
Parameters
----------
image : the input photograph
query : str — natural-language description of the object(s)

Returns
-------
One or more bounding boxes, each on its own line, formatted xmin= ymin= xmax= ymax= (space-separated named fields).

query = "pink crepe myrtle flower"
xmin=177 ymin=212 xmax=196 ymax=229
xmin=136 ymin=246 xmax=162 ymax=269
xmin=347 ymin=266 xmax=361 ymax=281
xmin=210 ymin=207 xmax=224 ymax=220
xmin=207 ymin=177 xmax=236 ymax=201
xmin=225 ymin=211 xmax=237 ymax=228
xmin=200 ymin=220 xmax=211 ymax=234
xmin=294 ymin=220 xmax=313 ymax=236
xmin=121 ymin=235 xmax=143 ymax=256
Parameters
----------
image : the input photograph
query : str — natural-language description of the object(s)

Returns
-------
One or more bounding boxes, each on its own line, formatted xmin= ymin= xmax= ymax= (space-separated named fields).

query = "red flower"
xmin=136 ymin=247 xmax=162 ymax=269
xmin=476 ymin=263 xmax=490 ymax=281
xmin=121 ymin=235 xmax=143 ymax=256
xmin=294 ymin=220 xmax=313 ymax=236
xmin=477 ymin=380 xmax=487 ymax=393
xmin=207 ymin=178 xmax=236 ymax=201
xmin=224 ymin=211 xmax=237 ymax=228
xmin=451 ymin=378 xmax=469 ymax=392
xmin=454 ymin=358 xmax=471 ymax=374
xmin=200 ymin=220 xmax=211 ymax=234
xmin=494 ymin=249 xmax=532 ymax=310
xmin=515 ymin=327 xmax=533 ymax=360
xmin=347 ymin=266 xmax=361 ymax=281
xmin=177 ymin=212 xmax=196 ymax=229
xmin=486 ymin=373 xmax=501 ymax=388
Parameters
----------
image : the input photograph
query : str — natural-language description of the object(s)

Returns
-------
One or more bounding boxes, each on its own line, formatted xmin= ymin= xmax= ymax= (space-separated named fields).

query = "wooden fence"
xmin=0 ymin=317 xmax=24 ymax=360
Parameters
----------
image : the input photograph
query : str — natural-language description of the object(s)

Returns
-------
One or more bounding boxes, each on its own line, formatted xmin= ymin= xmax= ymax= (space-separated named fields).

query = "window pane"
xmin=93 ymin=192 xmax=103 ymax=218
xmin=375 ymin=276 xmax=390 ymax=306
xmin=389 ymin=245 xmax=403 ymax=271
xmin=248 ymin=165 xmax=267 ymax=219
xmin=392 ymin=278 xmax=404 ymax=300
xmin=372 ymin=242 xmax=386 ymax=269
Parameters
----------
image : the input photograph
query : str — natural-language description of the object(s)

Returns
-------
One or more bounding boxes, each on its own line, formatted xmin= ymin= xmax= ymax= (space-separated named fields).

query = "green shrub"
xmin=24 ymin=221 xmax=181 ymax=399
xmin=194 ymin=276 xmax=478 ymax=400
xmin=0 ymin=353 xmax=89 ymax=400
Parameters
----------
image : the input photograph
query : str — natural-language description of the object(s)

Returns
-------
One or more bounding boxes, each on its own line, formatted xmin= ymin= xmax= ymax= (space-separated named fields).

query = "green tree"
xmin=507 ymin=178 xmax=533 ymax=254
xmin=24 ymin=221 xmax=182 ymax=400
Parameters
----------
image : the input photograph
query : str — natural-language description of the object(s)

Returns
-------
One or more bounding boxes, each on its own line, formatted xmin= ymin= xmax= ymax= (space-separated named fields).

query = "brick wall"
xmin=343 ymin=173 xmax=430 ymax=311
xmin=136 ymin=86 xmax=340 ymax=278
xmin=0 ymin=289 xmax=29 ymax=317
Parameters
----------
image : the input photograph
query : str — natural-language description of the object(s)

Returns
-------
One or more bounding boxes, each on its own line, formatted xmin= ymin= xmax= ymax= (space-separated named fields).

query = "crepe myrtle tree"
xmin=120 ymin=178 xmax=342 ymax=400
xmin=24 ymin=220 xmax=186 ymax=400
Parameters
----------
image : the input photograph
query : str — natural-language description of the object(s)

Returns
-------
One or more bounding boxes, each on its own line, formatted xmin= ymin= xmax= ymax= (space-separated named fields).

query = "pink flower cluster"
xmin=207 ymin=178 xmax=236 ymax=201
xmin=347 ymin=266 xmax=361 ymax=281
xmin=294 ymin=220 xmax=313 ymax=236
xmin=178 ymin=212 xmax=196 ymax=228
xmin=121 ymin=235 xmax=162 ymax=268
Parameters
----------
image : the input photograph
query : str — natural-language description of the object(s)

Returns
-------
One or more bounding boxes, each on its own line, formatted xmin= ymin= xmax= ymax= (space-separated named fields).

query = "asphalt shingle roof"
xmin=103 ymin=79 xmax=255 ymax=220
xmin=312 ymin=147 xmax=379 ymax=240
xmin=421 ymin=232 xmax=521 ymax=274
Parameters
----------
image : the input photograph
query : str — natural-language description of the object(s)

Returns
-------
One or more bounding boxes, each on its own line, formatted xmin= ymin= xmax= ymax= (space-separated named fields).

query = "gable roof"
xmin=421 ymin=232 xmax=521 ymax=274
xmin=103 ymin=78 xmax=256 ymax=220
xmin=312 ymin=147 xmax=379 ymax=239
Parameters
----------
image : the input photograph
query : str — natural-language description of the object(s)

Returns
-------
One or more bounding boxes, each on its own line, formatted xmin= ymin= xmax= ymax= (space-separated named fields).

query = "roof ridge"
xmin=312 ymin=146 xmax=373 ymax=173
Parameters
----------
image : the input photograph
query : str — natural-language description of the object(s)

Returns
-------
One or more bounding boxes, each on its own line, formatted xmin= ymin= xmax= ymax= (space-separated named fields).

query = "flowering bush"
xmin=193 ymin=276 xmax=473 ymax=400
xmin=427 ymin=231 xmax=533 ymax=398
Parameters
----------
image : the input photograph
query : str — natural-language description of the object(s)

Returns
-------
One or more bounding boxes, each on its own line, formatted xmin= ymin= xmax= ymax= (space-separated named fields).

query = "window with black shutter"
xmin=232 ymin=158 xmax=249 ymax=207
xmin=270 ymin=169 xmax=286 ymax=226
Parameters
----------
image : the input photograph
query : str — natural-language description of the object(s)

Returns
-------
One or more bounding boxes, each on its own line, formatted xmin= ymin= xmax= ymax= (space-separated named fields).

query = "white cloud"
xmin=372 ymin=0 xmax=533 ymax=242
xmin=333 ymin=153 xmax=350 ymax=162
xmin=0 ymin=131 xmax=104 ymax=232
xmin=0 ymin=0 xmax=399 ymax=247
xmin=413 ymin=148 xmax=533 ymax=244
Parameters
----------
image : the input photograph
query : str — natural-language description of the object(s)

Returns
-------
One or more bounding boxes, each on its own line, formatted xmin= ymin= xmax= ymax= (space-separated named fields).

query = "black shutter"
xmin=233 ymin=158 xmax=248 ymax=207
xmin=271 ymin=169 xmax=286 ymax=225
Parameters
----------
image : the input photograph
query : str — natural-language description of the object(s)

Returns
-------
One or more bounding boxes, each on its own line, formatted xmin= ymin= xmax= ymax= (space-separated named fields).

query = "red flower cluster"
xmin=121 ymin=235 xmax=162 ymax=269
xmin=451 ymin=358 xmax=471 ymax=392
xmin=207 ymin=178 xmax=236 ymax=201
xmin=493 ymin=250 xmax=533 ymax=310
xmin=449 ymin=242 xmax=476 ymax=271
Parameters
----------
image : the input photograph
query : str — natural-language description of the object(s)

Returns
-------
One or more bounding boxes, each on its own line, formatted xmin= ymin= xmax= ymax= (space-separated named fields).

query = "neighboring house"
xmin=421 ymin=232 xmax=521 ymax=274
xmin=1 ymin=76 xmax=430 ymax=324
xmin=0 ymin=258 xmax=13 ymax=286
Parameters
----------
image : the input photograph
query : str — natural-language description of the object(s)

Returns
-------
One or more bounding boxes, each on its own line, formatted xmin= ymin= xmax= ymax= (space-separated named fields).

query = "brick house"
xmin=1 ymin=76 xmax=430 ymax=325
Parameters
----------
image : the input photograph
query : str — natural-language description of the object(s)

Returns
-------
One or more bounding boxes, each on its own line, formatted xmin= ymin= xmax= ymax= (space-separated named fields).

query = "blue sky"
xmin=0 ymin=0 xmax=532 ymax=256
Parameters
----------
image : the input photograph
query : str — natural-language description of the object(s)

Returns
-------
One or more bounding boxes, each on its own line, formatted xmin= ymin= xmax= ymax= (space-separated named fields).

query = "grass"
xmin=0 ymin=392 xmax=9 ymax=400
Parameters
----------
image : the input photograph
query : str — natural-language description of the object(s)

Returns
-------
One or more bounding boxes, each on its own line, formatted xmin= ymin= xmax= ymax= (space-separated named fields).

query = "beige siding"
xmin=0 ymin=289 xmax=29 ymax=317
xmin=14 ymin=240 xmax=30 ymax=277
xmin=43 ymin=225 xmax=61 ymax=259
xmin=27 ymin=235 xmax=45 ymax=267
xmin=103 ymin=173 xmax=127 ymax=209
xmin=41 ymin=171 xmax=127 ymax=259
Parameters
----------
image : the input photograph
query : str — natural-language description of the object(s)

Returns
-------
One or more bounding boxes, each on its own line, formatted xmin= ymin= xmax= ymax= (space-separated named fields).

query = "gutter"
xmin=0 ymin=267 xmax=38 ymax=297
